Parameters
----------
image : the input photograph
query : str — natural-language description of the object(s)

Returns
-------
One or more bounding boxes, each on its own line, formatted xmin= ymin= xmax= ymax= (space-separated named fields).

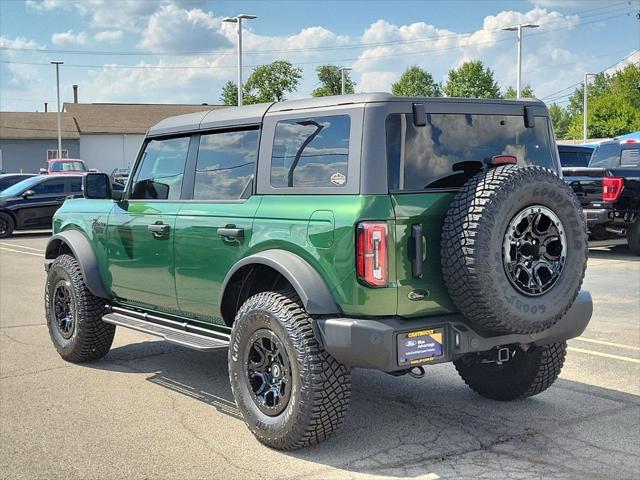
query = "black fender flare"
xmin=220 ymin=250 xmax=341 ymax=315
xmin=44 ymin=230 xmax=110 ymax=299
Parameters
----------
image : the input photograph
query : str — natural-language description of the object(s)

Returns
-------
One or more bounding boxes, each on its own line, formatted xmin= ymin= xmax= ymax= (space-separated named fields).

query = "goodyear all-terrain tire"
xmin=454 ymin=342 xmax=567 ymax=401
xmin=627 ymin=218 xmax=640 ymax=256
xmin=229 ymin=289 xmax=351 ymax=450
xmin=441 ymin=165 xmax=588 ymax=335
xmin=0 ymin=212 xmax=15 ymax=238
xmin=45 ymin=254 xmax=115 ymax=362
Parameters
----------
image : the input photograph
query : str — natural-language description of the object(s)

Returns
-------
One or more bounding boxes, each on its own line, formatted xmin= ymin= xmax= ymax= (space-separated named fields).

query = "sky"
xmin=0 ymin=0 xmax=638 ymax=112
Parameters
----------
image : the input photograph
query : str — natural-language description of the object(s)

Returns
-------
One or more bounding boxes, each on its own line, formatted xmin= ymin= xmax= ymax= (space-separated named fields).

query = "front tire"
xmin=0 ymin=212 xmax=14 ymax=238
xmin=454 ymin=342 xmax=567 ymax=401
xmin=229 ymin=290 xmax=351 ymax=450
xmin=45 ymin=254 xmax=115 ymax=362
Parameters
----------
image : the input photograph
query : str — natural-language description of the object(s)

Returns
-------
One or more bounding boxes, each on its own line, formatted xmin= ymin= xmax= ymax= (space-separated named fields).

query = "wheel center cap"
xmin=271 ymin=363 xmax=281 ymax=379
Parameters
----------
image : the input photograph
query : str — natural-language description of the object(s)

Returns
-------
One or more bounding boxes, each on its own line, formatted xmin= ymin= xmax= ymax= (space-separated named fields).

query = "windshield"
xmin=0 ymin=176 xmax=42 ymax=196
xmin=387 ymin=113 xmax=555 ymax=190
xmin=50 ymin=161 xmax=87 ymax=172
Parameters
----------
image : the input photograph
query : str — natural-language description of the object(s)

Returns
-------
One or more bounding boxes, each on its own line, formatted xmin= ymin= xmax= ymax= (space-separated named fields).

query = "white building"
xmin=64 ymin=103 xmax=225 ymax=173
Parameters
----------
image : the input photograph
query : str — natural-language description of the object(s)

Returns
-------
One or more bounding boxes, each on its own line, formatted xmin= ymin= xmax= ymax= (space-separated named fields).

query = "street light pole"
xmin=223 ymin=14 xmax=257 ymax=106
xmin=339 ymin=67 xmax=352 ymax=95
xmin=502 ymin=23 xmax=539 ymax=98
xmin=583 ymin=72 xmax=597 ymax=143
xmin=50 ymin=61 xmax=64 ymax=159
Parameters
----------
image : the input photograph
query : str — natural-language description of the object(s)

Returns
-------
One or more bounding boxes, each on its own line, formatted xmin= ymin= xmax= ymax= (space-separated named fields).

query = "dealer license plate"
xmin=397 ymin=328 xmax=444 ymax=366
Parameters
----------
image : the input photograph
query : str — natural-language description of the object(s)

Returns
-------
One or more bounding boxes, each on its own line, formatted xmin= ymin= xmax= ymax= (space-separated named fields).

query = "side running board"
xmin=102 ymin=306 xmax=229 ymax=351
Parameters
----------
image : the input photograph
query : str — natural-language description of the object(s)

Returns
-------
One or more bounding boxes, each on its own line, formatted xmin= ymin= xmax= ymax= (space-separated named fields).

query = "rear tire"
xmin=0 ymin=212 xmax=14 ymax=238
xmin=229 ymin=289 xmax=351 ymax=450
xmin=627 ymin=219 xmax=640 ymax=256
xmin=454 ymin=342 xmax=567 ymax=401
xmin=45 ymin=254 xmax=115 ymax=362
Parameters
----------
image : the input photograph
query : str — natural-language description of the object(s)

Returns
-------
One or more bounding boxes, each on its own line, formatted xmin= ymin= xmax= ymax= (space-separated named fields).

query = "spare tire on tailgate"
xmin=441 ymin=165 xmax=587 ymax=335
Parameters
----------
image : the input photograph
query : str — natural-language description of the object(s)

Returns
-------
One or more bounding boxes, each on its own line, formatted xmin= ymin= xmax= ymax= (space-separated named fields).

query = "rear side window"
xmin=130 ymin=137 xmax=190 ymax=200
xmin=194 ymin=129 xmax=259 ymax=200
xmin=32 ymin=178 xmax=66 ymax=194
xmin=270 ymin=115 xmax=350 ymax=188
xmin=69 ymin=177 xmax=82 ymax=193
xmin=387 ymin=113 xmax=555 ymax=191
xmin=559 ymin=151 xmax=580 ymax=167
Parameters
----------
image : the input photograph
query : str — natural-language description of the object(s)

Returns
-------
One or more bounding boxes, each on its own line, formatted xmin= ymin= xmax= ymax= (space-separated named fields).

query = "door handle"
xmin=411 ymin=224 xmax=424 ymax=278
xmin=148 ymin=222 xmax=170 ymax=239
xmin=217 ymin=227 xmax=244 ymax=239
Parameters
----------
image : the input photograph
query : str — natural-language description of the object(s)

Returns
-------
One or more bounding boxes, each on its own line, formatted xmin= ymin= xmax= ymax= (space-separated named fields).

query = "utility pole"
xmin=223 ymin=14 xmax=257 ymax=106
xmin=339 ymin=67 xmax=352 ymax=95
xmin=50 ymin=61 xmax=64 ymax=159
xmin=502 ymin=23 xmax=539 ymax=98
xmin=583 ymin=72 xmax=597 ymax=143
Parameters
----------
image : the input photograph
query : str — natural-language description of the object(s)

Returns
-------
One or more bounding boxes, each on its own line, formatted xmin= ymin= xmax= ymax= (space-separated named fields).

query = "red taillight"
xmin=602 ymin=177 xmax=624 ymax=202
xmin=356 ymin=222 xmax=388 ymax=287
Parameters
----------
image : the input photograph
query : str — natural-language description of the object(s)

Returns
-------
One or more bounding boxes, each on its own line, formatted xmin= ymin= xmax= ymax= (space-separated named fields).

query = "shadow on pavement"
xmin=85 ymin=341 xmax=640 ymax=479
xmin=588 ymin=244 xmax=638 ymax=261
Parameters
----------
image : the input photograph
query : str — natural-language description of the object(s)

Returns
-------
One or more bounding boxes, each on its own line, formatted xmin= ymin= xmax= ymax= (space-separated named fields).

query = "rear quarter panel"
xmin=252 ymin=194 xmax=398 ymax=316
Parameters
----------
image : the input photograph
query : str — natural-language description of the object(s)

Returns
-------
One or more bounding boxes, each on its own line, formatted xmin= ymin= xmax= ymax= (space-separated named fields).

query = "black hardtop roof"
xmin=147 ymin=92 xmax=546 ymax=137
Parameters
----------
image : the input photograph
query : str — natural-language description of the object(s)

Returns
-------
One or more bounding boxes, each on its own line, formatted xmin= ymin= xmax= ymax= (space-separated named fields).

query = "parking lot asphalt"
xmin=1 ymin=232 xmax=639 ymax=480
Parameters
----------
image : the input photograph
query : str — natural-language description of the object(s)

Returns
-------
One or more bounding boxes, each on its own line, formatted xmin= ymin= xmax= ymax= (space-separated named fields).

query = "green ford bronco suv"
xmin=44 ymin=93 xmax=592 ymax=450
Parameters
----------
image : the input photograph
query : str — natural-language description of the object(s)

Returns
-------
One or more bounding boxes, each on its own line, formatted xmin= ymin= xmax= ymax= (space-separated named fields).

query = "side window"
xmin=559 ymin=151 xmax=579 ymax=167
xmin=130 ymin=136 xmax=190 ymax=200
xmin=69 ymin=177 xmax=82 ymax=193
xmin=270 ymin=115 xmax=350 ymax=188
xmin=194 ymin=129 xmax=259 ymax=200
xmin=31 ymin=178 xmax=66 ymax=194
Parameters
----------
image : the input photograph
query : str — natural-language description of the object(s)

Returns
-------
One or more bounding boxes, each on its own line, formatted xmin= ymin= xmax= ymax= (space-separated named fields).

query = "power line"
xmin=1 ymin=12 xmax=634 ymax=72
xmin=0 ymin=2 xmax=631 ymax=58
xmin=541 ymin=49 xmax=638 ymax=101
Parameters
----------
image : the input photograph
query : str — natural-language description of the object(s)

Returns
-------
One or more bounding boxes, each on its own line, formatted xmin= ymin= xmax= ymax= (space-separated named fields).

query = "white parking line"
xmin=574 ymin=337 xmax=640 ymax=351
xmin=568 ymin=347 xmax=640 ymax=364
xmin=0 ymin=243 xmax=45 ymax=253
xmin=0 ymin=247 xmax=44 ymax=257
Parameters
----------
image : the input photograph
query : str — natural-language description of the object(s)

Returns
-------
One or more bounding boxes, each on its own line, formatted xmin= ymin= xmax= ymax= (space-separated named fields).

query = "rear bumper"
xmin=315 ymin=291 xmax=593 ymax=372
xmin=584 ymin=208 xmax=609 ymax=225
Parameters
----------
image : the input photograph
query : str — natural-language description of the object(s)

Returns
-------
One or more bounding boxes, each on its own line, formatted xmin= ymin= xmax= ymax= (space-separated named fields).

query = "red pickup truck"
xmin=40 ymin=159 xmax=91 ymax=175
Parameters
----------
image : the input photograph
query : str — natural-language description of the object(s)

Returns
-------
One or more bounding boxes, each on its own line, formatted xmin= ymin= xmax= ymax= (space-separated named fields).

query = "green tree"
xmin=391 ymin=65 xmax=441 ymax=97
xmin=549 ymin=103 xmax=571 ymax=139
xmin=311 ymin=65 xmax=355 ymax=97
xmin=503 ymin=84 xmax=535 ymax=99
xmin=566 ymin=64 xmax=640 ymax=139
xmin=219 ymin=80 xmax=238 ymax=106
xmin=443 ymin=61 xmax=501 ymax=98
xmin=243 ymin=60 xmax=303 ymax=103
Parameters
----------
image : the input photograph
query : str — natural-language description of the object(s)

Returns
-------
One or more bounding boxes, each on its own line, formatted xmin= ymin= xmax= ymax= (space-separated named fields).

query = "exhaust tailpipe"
xmin=605 ymin=226 xmax=626 ymax=236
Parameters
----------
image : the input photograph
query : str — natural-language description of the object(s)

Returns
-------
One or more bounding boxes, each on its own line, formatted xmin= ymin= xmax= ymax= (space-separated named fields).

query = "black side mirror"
xmin=22 ymin=190 xmax=35 ymax=199
xmin=83 ymin=173 xmax=112 ymax=199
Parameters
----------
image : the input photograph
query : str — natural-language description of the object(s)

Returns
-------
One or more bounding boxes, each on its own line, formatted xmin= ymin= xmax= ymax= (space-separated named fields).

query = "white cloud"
xmin=51 ymin=30 xmax=87 ymax=46
xmin=139 ymin=4 xmax=230 ymax=51
xmin=605 ymin=51 xmax=640 ymax=75
xmin=94 ymin=30 xmax=124 ymax=43
xmin=0 ymin=36 xmax=48 ymax=92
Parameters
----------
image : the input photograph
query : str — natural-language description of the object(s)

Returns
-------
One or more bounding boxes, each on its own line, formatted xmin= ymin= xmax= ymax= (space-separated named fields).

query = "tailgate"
xmin=562 ymin=167 xmax=606 ymax=209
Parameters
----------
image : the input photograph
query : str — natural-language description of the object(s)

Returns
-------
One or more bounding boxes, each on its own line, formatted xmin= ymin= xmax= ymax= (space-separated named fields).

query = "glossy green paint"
xmin=105 ymin=200 xmax=183 ymax=312
xmin=52 ymin=190 xmax=459 ymax=324
xmin=391 ymin=192 xmax=458 ymax=317
xmin=251 ymin=194 xmax=398 ymax=317
xmin=173 ymin=196 xmax=262 ymax=325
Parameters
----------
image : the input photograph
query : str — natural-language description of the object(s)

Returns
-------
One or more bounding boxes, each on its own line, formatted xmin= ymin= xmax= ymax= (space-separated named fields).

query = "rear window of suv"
xmin=386 ymin=113 xmax=555 ymax=191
